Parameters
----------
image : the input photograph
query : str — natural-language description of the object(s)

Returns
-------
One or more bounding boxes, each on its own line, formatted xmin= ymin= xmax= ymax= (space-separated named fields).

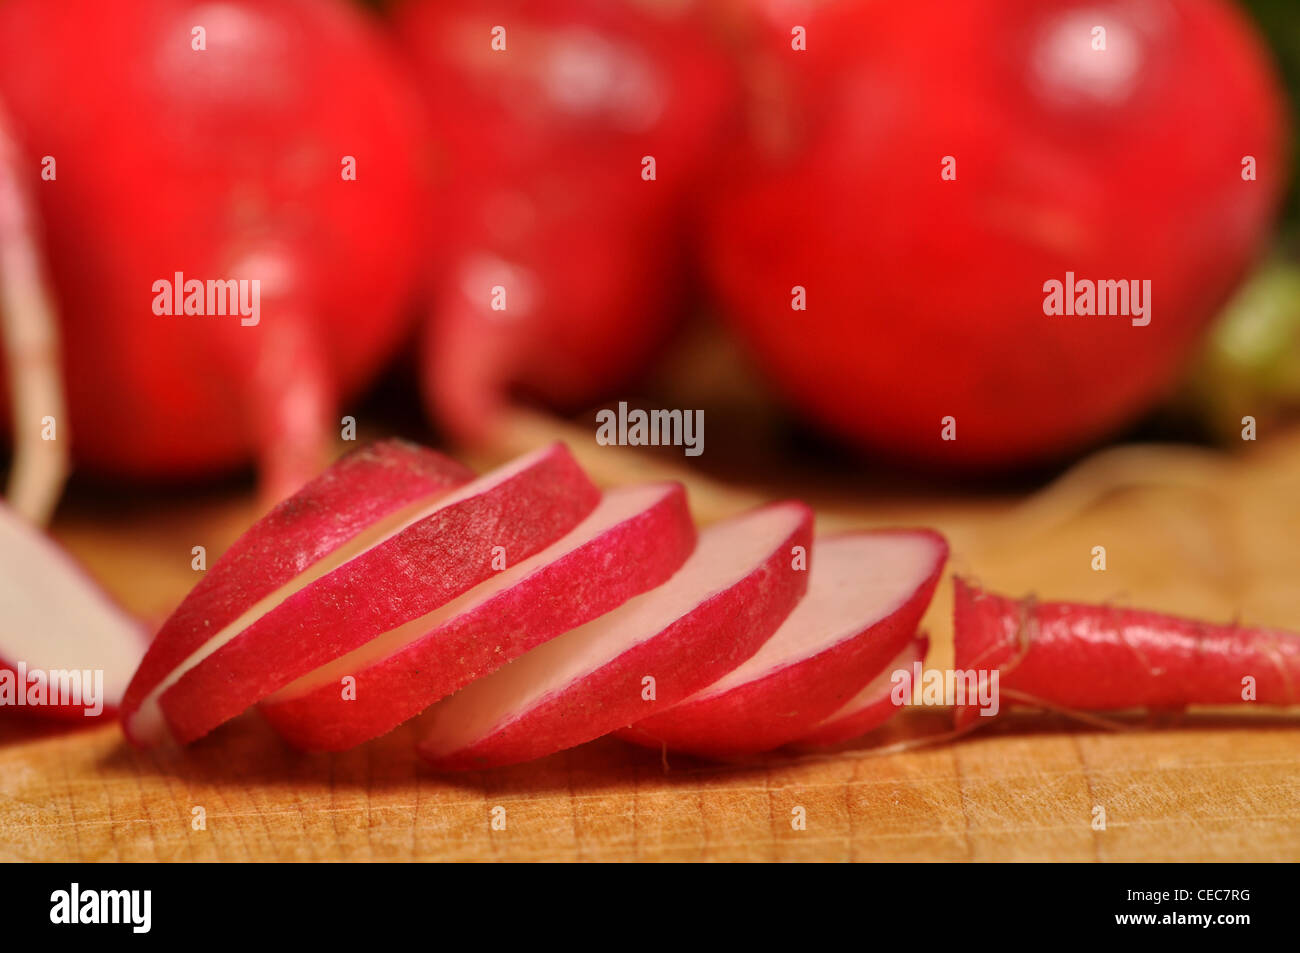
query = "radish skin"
xmin=795 ymin=636 xmax=930 ymax=748
xmin=618 ymin=530 xmax=947 ymax=758
xmin=260 ymin=482 xmax=697 ymax=751
xmin=123 ymin=443 xmax=597 ymax=746
xmin=953 ymin=578 xmax=1300 ymax=728
xmin=418 ymin=501 xmax=813 ymax=770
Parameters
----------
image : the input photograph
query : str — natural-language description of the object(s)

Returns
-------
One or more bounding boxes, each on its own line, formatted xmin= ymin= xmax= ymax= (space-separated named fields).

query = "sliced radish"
xmin=260 ymin=482 xmax=697 ymax=751
xmin=121 ymin=440 xmax=470 ymax=742
xmin=417 ymin=501 xmax=814 ymax=771
xmin=122 ymin=442 xmax=598 ymax=746
xmin=617 ymin=530 xmax=947 ymax=758
xmin=0 ymin=502 xmax=146 ymax=719
xmin=794 ymin=636 xmax=930 ymax=748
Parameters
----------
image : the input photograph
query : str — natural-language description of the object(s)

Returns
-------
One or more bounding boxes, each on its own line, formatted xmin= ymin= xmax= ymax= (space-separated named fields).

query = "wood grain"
xmin=3 ymin=421 xmax=1299 ymax=862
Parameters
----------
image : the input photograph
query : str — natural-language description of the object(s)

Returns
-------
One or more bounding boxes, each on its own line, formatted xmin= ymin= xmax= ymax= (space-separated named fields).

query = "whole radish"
xmin=392 ymin=0 xmax=738 ymax=443
xmin=0 ymin=0 xmax=432 ymax=504
xmin=706 ymin=0 xmax=1289 ymax=468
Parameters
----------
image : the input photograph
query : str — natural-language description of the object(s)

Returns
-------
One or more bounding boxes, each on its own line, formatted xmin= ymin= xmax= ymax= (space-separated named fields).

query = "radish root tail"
xmin=245 ymin=274 xmax=336 ymax=509
xmin=0 ymin=96 xmax=68 ymax=526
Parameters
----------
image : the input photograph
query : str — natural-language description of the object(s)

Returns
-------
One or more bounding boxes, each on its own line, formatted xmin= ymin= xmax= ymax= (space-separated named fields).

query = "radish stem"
xmin=233 ymin=250 xmax=337 ymax=509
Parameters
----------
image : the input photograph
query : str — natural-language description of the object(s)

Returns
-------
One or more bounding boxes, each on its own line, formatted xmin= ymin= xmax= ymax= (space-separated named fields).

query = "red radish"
xmin=618 ymin=530 xmax=947 ymax=758
xmin=707 ymin=0 xmax=1289 ymax=468
xmin=953 ymin=578 xmax=1300 ymax=728
xmin=418 ymin=501 xmax=813 ymax=770
xmin=0 ymin=501 xmax=145 ymax=719
xmin=0 ymin=0 xmax=432 ymax=501
xmin=394 ymin=0 xmax=738 ymax=442
xmin=795 ymin=636 xmax=930 ymax=748
xmin=261 ymin=482 xmax=697 ymax=750
xmin=122 ymin=442 xmax=598 ymax=746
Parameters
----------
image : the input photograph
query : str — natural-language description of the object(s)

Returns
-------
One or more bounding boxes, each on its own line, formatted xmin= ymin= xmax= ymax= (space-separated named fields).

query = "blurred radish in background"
xmin=0 ymin=0 xmax=433 ymax=513
xmin=393 ymin=0 xmax=739 ymax=444
xmin=704 ymin=0 xmax=1290 ymax=469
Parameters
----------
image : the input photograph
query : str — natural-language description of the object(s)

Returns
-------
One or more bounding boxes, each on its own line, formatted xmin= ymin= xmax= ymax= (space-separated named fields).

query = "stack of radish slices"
xmin=120 ymin=442 xmax=948 ymax=768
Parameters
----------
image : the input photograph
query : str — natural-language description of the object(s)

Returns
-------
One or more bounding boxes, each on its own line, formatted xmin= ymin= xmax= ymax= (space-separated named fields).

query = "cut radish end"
xmin=260 ymin=482 xmax=697 ymax=751
xmin=795 ymin=636 xmax=930 ymax=749
xmin=952 ymin=577 xmax=1300 ymax=728
xmin=418 ymin=501 xmax=814 ymax=771
xmin=617 ymin=529 xmax=947 ymax=758
xmin=122 ymin=441 xmax=598 ymax=747
xmin=0 ymin=501 xmax=145 ymax=719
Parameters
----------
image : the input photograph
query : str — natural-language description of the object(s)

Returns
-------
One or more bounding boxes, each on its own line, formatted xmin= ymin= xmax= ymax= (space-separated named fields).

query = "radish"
xmin=953 ymin=578 xmax=1300 ymax=728
xmin=618 ymin=530 xmax=947 ymax=758
xmin=0 ymin=0 xmax=433 ymax=501
xmin=795 ymin=636 xmax=930 ymax=748
xmin=122 ymin=442 xmax=598 ymax=746
xmin=417 ymin=501 xmax=813 ymax=770
xmin=0 ymin=501 xmax=145 ymax=719
xmin=260 ymin=482 xmax=697 ymax=751
xmin=394 ymin=0 xmax=738 ymax=441
xmin=706 ymin=0 xmax=1289 ymax=468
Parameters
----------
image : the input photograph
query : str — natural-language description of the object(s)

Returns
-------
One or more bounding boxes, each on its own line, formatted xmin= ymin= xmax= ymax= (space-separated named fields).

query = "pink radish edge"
xmin=793 ymin=636 xmax=931 ymax=749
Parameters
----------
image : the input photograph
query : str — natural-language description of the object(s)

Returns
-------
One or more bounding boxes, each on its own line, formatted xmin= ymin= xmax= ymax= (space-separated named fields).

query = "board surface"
xmin=3 ymin=422 xmax=1298 ymax=862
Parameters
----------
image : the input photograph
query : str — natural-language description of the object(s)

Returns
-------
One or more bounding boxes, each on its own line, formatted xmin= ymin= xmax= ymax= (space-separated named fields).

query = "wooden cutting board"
xmin=3 ymin=417 xmax=1299 ymax=862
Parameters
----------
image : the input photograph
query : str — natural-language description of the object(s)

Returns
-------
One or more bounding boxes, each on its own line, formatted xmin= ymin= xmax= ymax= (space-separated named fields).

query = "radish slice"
xmin=122 ymin=442 xmax=598 ymax=746
xmin=260 ymin=482 xmax=697 ymax=751
xmin=794 ymin=636 xmax=930 ymax=748
xmin=418 ymin=501 xmax=814 ymax=771
xmin=0 ymin=502 xmax=145 ymax=718
xmin=618 ymin=530 xmax=947 ymax=758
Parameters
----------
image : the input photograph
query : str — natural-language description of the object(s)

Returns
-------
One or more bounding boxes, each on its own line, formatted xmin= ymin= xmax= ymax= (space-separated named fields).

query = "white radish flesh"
xmin=0 ymin=502 xmax=144 ymax=717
